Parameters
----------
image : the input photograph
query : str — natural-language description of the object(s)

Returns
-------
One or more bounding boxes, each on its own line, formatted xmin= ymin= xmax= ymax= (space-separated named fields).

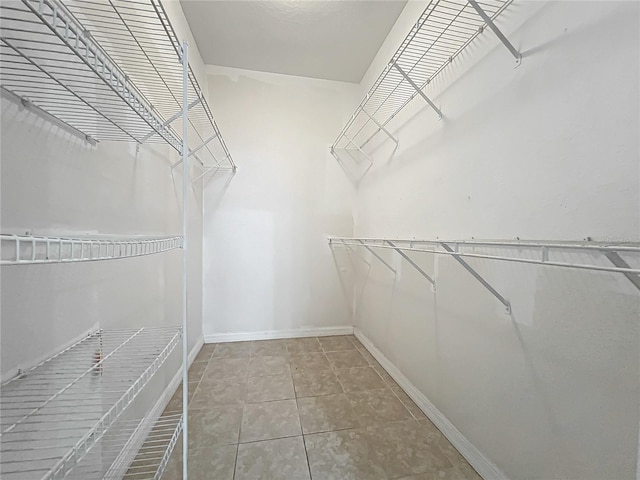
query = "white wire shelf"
xmin=332 ymin=0 xmax=516 ymax=161
xmin=0 ymin=234 xmax=182 ymax=265
xmin=66 ymin=413 xmax=182 ymax=480
xmin=330 ymin=237 xmax=640 ymax=313
xmin=0 ymin=327 xmax=181 ymax=480
xmin=0 ymin=0 xmax=235 ymax=171
xmin=330 ymin=237 xmax=640 ymax=275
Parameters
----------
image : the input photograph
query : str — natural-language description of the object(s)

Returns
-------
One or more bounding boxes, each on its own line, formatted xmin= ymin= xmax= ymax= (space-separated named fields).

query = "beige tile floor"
xmin=160 ymin=335 xmax=482 ymax=480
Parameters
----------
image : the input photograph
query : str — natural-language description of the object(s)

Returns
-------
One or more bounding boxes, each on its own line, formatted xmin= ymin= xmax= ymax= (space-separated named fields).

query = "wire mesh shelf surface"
xmin=0 ymin=234 xmax=182 ymax=265
xmin=332 ymin=0 xmax=513 ymax=154
xmin=0 ymin=327 xmax=181 ymax=480
xmin=329 ymin=237 xmax=640 ymax=275
xmin=67 ymin=413 xmax=182 ymax=480
xmin=0 ymin=0 xmax=235 ymax=170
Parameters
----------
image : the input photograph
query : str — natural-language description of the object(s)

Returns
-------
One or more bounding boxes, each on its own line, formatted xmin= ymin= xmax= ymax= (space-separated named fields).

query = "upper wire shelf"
xmin=0 ymin=326 xmax=181 ymax=480
xmin=332 ymin=0 xmax=517 ymax=161
xmin=0 ymin=0 xmax=235 ymax=171
xmin=0 ymin=233 xmax=182 ymax=265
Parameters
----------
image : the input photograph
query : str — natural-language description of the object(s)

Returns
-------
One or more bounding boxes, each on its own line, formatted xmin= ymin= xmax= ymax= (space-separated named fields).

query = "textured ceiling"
xmin=180 ymin=0 xmax=407 ymax=83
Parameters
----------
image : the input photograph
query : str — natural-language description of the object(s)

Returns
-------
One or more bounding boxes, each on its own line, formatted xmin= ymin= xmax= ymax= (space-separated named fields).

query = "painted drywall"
xmin=339 ymin=1 xmax=640 ymax=479
xmin=201 ymin=66 xmax=358 ymax=338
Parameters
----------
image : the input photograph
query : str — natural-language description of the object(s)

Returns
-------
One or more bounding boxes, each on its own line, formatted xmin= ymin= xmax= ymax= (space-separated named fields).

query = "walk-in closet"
xmin=1 ymin=0 xmax=638 ymax=479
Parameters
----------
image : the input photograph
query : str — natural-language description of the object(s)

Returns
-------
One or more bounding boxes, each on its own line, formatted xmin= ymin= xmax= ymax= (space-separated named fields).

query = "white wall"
xmin=202 ymin=66 xmax=358 ymax=339
xmin=344 ymin=1 xmax=639 ymax=479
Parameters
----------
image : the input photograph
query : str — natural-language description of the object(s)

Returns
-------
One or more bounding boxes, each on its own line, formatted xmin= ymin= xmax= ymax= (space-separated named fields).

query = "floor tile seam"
xmin=238 ymin=431 xmax=304 ymax=445
xmin=377 ymin=371 xmax=422 ymax=421
xmin=299 ymin=427 xmax=314 ymax=480
xmin=231 ymin=439 xmax=240 ymax=480
xmin=300 ymin=423 xmax=363 ymax=436
xmin=243 ymin=396 xmax=296 ymax=406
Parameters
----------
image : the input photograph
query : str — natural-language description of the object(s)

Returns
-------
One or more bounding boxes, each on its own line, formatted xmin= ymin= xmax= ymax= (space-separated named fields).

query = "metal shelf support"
xmin=140 ymin=97 xmax=202 ymax=144
xmin=604 ymin=251 xmax=640 ymax=293
xmin=357 ymin=239 xmax=396 ymax=274
xmin=467 ymin=0 xmax=522 ymax=64
xmin=393 ymin=62 xmax=442 ymax=119
xmin=344 ymin=133 xmax=373 ymax=164
xmin=362 ymin=109 xmax=399 ymax=146
xmin=440 ymin=242 xmax=511 ymax=313
xmin=386 ymin=240 xmax=435 ymax=288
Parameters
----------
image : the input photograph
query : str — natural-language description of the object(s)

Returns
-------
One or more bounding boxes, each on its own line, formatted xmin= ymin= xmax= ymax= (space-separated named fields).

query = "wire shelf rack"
xmin=0 ymin=327 xmax=181 ymax=480
xmin=0 ymin=234 xmax=182 ymax=265
xmin=0 ymin=0 xmax=235 ymax=170
xmin=66 ymin=413 xmax=182 ymax=480
xmin=332 ymin=0 xmax=516 ymax=160
xmin=120 ymin=414 xmax=182 ymax=480
xmin=330 ymin=237 xmax=640 ymax=275
xmin=330 ymin=237 xmax=640 ymax=312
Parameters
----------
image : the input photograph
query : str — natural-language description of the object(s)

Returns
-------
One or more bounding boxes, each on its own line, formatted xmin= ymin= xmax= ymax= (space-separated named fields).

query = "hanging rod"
xmin=331 ymin=0 xmax=518 ymax=161
xmin=0 ymin=234 xmax=182 ymax=265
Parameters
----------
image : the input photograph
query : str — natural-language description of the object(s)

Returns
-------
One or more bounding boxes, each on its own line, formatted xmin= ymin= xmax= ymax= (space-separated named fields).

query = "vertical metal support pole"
xmin=392 ymin=62 xmax=443 ymax=119
xmin=181 ymin=40 xmax=189 ymax=480
xmin=467 ymin=0 xmax=521 ymax=64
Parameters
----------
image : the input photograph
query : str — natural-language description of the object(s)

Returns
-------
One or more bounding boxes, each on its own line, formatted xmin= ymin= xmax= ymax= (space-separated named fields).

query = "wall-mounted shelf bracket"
xmin=344 ymin=133 xmax=374 ymax=164
xmin=386 ymin=240 xmax=435 ymax=289
xmin=140 ymin=97 xmax=202 ymax=144
xmin=357 ymin=239 xmax=396 ymax=274
xmin=392 ymin=62 xmax=442 ymax=119
xmin=362 ymin=109 xmax=399 ymax=146
xmin=467 ymin=0 xmax=522 ymax=65
xmin=189 ymin=133 xmax=219 ymax=158
xmin=440 ymin=243 xmax=511 ymax=314
xmin=440 ymin=242 xmax=511 ymax=313
xmin=603 ymin=251 xmax=640 ymax=293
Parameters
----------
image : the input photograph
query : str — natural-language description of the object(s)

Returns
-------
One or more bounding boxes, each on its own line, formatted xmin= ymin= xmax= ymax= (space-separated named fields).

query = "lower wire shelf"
xmin=0 ymin=327 xmax=181 ymax=480
xmin=66 ymin=413 xmax=183 ymax=480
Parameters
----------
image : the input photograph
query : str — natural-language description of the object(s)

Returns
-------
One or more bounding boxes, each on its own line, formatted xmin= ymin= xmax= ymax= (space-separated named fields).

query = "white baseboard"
xmin=204 ymin=326 xmax=354 ymax=343
xmin=354 ymin=328 xmax=508 ymax=480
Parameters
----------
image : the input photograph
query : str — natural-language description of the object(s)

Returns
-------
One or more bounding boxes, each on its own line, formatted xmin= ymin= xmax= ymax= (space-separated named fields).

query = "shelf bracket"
xmin=603 ymin=251 xmax=640 ymax=293
xmin=357 ymin=240 xmax=396 ymax=274
xmin=440 ymin=242 xmax=511 ymax=313
xmin=392 ymin=62 xmax=442 ymax=119
xmin=362 ymin=109 xmax=399 ymax=146
xmin=467 ymin=0 xmax=521 ymax=64
xmin=189 ymin=133 xmax=218 ymax=157
xmin=343 ymin=133 xmax=374 ymax=164
xmin=386 ymin=241 xmax=435 ymax=289
xmin=140 ymin=97 xmax=201 ymax=143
